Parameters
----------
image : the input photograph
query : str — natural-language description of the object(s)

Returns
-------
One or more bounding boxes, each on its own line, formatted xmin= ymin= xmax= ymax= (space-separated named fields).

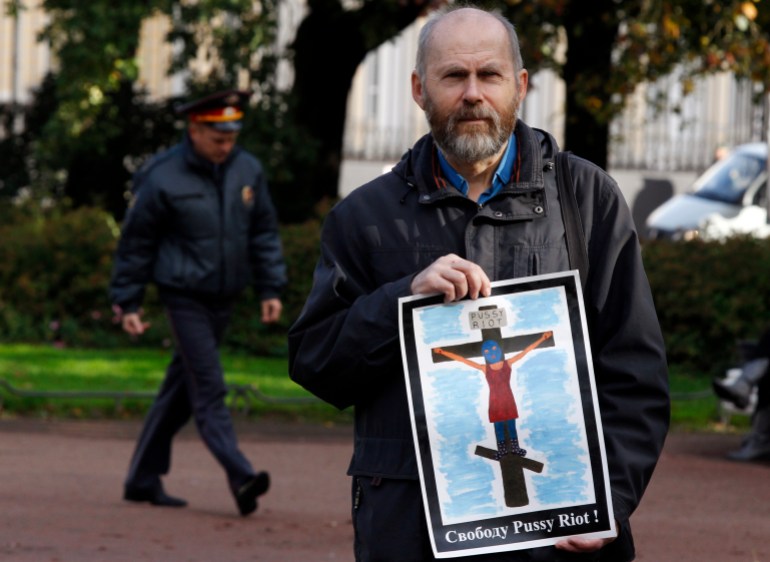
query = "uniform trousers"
xmin=124 ymin=291 xmax=256 ymax=494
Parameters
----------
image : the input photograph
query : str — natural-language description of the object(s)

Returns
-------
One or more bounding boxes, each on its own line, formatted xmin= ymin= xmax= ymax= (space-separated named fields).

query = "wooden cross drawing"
xmin=431 ymin=304 xmax=554 ymax=507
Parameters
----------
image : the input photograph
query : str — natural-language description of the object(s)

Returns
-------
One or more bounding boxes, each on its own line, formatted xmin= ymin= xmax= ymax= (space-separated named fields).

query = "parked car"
xmin=645 ymin=142 xmax=770 ymax=240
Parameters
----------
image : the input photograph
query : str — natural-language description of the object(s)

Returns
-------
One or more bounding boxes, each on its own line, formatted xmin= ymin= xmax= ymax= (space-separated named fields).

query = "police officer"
xmin=110 ymin=89 xmax=287 ymax=516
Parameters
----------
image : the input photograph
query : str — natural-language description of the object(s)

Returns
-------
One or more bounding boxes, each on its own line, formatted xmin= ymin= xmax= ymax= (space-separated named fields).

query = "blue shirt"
xmin=437 ymin=134 xmax=517 ymax=205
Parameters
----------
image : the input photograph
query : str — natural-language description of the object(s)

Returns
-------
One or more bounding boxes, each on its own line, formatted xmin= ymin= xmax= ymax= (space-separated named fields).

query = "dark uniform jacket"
xmin=288 ymin=120 xmax=669 ymax=560
xmin=110 ymin=134 xmax=286 ymax=312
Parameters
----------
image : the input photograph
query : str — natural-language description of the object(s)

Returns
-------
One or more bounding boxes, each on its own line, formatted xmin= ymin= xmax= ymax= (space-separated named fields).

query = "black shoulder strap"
xmin=555 ymin=151 xmax=589 ymax=288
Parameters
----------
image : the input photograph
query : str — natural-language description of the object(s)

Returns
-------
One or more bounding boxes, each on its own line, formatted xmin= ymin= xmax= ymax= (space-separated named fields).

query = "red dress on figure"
xmin=484 ymin=361 xmax=518 ymax=422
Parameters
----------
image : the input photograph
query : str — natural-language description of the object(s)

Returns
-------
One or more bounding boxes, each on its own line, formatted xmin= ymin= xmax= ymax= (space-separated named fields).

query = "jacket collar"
xmin=395 ymin=120 xmax=557 ymax=204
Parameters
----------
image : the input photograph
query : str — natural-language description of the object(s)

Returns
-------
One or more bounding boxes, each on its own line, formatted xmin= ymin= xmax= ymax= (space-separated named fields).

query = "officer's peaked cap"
xmin=175 ymin=89 xmax=252 ymax=132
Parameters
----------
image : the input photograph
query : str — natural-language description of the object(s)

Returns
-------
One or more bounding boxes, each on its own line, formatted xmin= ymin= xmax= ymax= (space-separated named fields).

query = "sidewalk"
xmin=0 ymin=418 xmax=767 ymax=561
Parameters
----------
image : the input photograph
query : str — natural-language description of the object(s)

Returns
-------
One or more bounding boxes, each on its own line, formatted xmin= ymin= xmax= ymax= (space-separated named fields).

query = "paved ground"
xmin=0 ymin=418 xmax=768 ymax=562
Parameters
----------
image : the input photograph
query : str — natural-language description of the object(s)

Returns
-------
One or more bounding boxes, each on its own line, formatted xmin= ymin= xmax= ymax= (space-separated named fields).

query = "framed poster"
xmin=398 ymin=271 xmax=615 ymax=558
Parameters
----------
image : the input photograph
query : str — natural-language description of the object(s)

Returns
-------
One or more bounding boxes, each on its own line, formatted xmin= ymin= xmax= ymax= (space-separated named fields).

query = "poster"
xmin=398 ymin=271 xmax=615 ymax=558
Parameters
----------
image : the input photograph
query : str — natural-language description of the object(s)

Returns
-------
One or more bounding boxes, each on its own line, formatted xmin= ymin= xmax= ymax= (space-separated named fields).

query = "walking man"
xmin=110 ymin=89 xmax=286 ymax=516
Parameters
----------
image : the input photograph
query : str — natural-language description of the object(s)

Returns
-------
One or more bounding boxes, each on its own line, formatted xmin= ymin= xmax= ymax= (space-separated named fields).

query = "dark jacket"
xmin=110 ymin=134 xmax=286 ymax=312
xmin=288 ymin=120 xmax=669 ymax=560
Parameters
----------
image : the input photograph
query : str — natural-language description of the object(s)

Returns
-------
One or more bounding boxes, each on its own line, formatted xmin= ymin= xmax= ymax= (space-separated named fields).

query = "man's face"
xmin=412 ymin=10 xmax=528 ymax=165
xmin=189 ymin=123 xmax=238 ymax=164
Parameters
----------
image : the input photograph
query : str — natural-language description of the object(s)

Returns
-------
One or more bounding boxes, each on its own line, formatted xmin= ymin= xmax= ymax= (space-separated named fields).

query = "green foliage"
xmin=0 ymin=205 xmax=124 ymax=345
xmin=3 ymin=0 xmax=294 ymax=219
xmin=0 ymin=74 xmax=60 ymax=201
xmin=0 ymin=71 xmax=183 ymax=218
xmin=36 ymin=1 xmax=167 ymax=162
xmin=166 ymin=0 xmax=280 ymax=97
xmin=6 ymin=201 xmax=770 ymax=384
xmin=5 ymin=0 xmax=770 ymax=222
xmin=0 ymin=204 xmax=323 ymax=354
xmin=643 ymin=236 xmax=770 ymax=376
xmin=0 ymin=203 xmax=770 ymax=427
xmin=496 ymin=0 xmax=770 ymax=123
xmin=274 ymin=216 xmax=324 ymax=324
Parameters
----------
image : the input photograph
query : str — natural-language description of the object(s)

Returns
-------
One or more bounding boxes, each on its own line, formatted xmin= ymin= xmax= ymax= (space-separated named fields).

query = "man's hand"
xmin=555 ymin=535 xmax=615 ymax=553
xmin=411 ymin=254 xmax=491 ymax=302
xmin=261 ymin=298 xmax=282 ymax=324
xmin=121 ymin=312 xmax=150 ymax=336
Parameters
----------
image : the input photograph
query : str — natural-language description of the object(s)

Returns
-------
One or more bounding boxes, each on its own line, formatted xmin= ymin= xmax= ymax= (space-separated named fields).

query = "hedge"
xmin=2 ymin=205 xmax=770 ymax=378
xmin=0 ymin=205 xmax=319 ymax=355
xmin=643 ymin=236 xmax=770 ymax=375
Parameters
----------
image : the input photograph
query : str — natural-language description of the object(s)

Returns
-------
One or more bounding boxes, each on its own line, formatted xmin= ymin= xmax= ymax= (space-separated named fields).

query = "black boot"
xmin=494 ymin=439 xmax=508 ymax=460
xmin=509 ymin=438 xmax=527 ymax=457
xmin=124 ymin=483 xmax=187 ymax=507
xmin=234 ymin=471 xmax=270 ymax=516
xmin=727 ymin=407 xmax=770 ymax=462
xmin=713 ymin=358 xmax=768 ymax=409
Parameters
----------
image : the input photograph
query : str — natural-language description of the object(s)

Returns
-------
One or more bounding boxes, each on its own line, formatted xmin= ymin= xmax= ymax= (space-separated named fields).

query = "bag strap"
xmin=555 ymin=151 xmax=589 ymax=288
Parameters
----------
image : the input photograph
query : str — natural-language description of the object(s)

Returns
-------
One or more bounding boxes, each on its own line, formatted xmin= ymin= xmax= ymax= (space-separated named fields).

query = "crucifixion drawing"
xmin=431 ymin=304 xmax=554 ymax=507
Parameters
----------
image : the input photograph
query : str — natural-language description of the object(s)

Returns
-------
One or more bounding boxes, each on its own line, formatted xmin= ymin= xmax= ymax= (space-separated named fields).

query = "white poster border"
xmin=399 ymin=270 xmax=615 ymax=558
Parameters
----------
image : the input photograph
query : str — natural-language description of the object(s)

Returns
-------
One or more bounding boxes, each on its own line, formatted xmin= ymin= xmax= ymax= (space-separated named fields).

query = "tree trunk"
xmin=562 ymin=2 xmax=619 ymax=171
xmin=284 ymin=0 xmax=441 ymax=222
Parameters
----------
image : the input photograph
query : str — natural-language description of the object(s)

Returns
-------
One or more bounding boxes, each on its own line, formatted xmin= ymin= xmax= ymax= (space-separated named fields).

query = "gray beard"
xmin=426 ymin=100 xmax=517 ymax=164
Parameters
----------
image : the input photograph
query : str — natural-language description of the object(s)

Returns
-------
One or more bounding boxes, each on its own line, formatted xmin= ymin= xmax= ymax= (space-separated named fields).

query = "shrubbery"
xmin=643 ymin=236 xmax=770 ymax=376
xmin=0 ymin=205 xmax=125 ymax=347
xmin=0 ymin=205 xmax=321 ymax=355
xmin=3 ymin=204 xmax=770 ymax=379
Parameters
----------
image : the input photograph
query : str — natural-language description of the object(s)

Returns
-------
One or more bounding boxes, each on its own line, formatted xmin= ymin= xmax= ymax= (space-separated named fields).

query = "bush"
xmin=0 ymin=204 xmax=322 ymax=354
xmin=4 ymin=203 xmax=770 ymax=379
xmin=643 ymin=236 xmax=770 ymax=376
xmin=0 ymin=205 xmax=128 ymax=346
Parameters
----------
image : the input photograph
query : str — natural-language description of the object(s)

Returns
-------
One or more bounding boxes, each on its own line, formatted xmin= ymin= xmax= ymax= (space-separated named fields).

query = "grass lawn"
xmin=0 ymin=344 xmax=752 ymax=433
xmin=0 ymin=344 xmax=350 ymax=424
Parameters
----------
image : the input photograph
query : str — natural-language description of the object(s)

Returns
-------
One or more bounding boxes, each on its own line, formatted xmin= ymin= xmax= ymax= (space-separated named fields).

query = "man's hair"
xmin=415 ymin=4 xmax=524 ymax=82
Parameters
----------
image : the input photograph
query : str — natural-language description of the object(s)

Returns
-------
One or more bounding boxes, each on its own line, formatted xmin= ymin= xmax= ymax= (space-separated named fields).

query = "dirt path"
xmin=0 ymin=418 xmax=767 ymax=561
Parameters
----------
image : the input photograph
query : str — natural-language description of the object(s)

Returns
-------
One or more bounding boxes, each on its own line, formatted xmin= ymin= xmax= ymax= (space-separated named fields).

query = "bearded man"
xmin=289 ymin=5 xmax=669 ymax=562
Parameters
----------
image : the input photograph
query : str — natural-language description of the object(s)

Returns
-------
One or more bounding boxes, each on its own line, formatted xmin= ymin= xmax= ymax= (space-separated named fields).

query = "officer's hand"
xmin=411 ymin=254 xmax=491 ymax=303
xmin=261 ymin=298 xmax=282 ymax=324
xmin=122 ymin=312 xmax=150 ymax=336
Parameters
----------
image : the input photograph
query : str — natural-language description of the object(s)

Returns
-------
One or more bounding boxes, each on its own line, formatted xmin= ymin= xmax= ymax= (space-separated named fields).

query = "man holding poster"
xmin=289 ymin=4 xmax=669 ymax=561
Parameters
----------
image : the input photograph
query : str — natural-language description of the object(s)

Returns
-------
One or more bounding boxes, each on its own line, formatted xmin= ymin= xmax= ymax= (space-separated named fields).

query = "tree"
xmin=492 ymin=0 xmax=770 ymax=170
xmin=284 ymin=0 xmax=445 ymax=221
xmin=9 ymin=0 xmax=770 ymax=222
xmin=2 ymin=0 xmax=281 ymax=219
xmin=282 ymin=0 xmax=770 ymax=213
xmin=5 ymin=0 xmax=449 ymax=221
xmin=2 ymin=0 xmax=179 ymax=217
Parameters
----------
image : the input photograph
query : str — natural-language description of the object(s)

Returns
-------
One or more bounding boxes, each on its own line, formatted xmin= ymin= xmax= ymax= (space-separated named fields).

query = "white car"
xmin=645 ymin=142 xmax=770 ymax=240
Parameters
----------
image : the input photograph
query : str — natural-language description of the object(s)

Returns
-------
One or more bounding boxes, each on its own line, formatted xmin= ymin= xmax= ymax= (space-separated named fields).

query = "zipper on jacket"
xmin=216 ymin=166 xmax=226 ymax=294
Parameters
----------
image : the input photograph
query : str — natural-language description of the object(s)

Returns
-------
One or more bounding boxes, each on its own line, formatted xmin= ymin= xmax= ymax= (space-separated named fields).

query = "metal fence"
xmin=609 ymin=74 xmax=766 ymax=172
xmin=343 ymin=73 xmax=768 ymax=173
